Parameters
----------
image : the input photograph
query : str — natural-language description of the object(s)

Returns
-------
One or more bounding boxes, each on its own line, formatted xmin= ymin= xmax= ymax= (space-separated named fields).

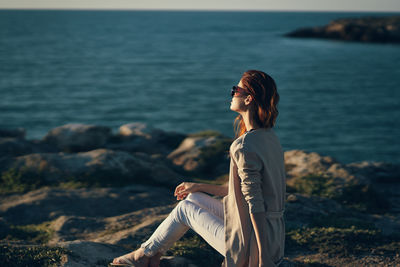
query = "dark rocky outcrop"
xmin=285 ymin=15 xmax=400 ymax=43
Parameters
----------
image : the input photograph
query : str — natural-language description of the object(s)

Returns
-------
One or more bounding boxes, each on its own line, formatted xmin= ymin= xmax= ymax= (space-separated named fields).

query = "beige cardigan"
xmin=222 ymin=128 xmax=286 ymax=267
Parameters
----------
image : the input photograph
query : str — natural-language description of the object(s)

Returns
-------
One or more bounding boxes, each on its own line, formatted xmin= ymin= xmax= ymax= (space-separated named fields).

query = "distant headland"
xmin=285 ymin=15 xmax=400 ymax=44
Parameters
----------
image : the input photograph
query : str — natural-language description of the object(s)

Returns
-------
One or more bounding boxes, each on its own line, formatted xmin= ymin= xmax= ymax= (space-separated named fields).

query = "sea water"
xmin=0 ymin=10 xmax=399 ymax=164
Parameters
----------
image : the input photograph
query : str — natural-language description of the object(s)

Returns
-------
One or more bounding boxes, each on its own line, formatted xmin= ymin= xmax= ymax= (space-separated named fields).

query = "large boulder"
xmin=1 ymin=138 xmax=36 ymax=159
xmin=284 ymin=149 xmax=400 ymax=185
xmin=284 ymin=150 xmax=400 ymax=215
xmin=106 ymin=123 xmax=186 ymax=155
xmin=284 ymin=150 xmax=341 ymax=178
xmin=42 ymin=123 xmax=112 ymax=152
xmin=284 ymin=149 xmax=355 ymax=187
xmin=0 ymin=127 xmax=26 ymax=138
xmin=167 ymin=131 xmax=232 ymax=177
xmin=0 ymin=148 xmax=183 ymax=188
xmin=346 ymin=161 xmax=400 ymax=184
xmin=0 ymin=127 xmax=56 ymax=159
xmin=0 ymin=137 xmax=58 ymax=160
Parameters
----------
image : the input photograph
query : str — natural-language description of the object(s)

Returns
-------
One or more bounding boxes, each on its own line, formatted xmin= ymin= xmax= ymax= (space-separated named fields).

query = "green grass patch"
xmin=0 ymin=167 xmax=46 ymax=194
xmin=166 ymin=230 xmax=223 ymax=266
xmin=286 ymin=226 xmax=400 ymax=257
xmin=0 ymin=244 xmax=69 ymax=267
xmin=291 ymin=174 xmax=337 ymax=198
xmin=1 ymin=221 xmax=54 ymax=244
xmin=57 ymin=180 xmax=90 ymax=189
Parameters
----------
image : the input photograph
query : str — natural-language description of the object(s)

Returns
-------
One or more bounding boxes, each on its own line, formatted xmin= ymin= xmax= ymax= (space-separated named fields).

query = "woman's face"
xmin=230 ymin=80 xmax=249 ymax=112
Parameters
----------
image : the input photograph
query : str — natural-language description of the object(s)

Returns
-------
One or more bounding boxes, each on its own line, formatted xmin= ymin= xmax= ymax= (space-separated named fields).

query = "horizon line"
xmin=0 ymin=8 xmax=399 ymax=13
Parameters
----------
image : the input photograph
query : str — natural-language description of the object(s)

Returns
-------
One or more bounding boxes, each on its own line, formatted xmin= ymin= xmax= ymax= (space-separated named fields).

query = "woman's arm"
xmin=250 ymin=212 xmax=273 ymax=266
xmin=233 ymin=146 xmax=274 ymax=265
xmin=197 ymin=182 xmax=228 ymax=197
xmin=174 ymin=182 xmax=228 ymax=200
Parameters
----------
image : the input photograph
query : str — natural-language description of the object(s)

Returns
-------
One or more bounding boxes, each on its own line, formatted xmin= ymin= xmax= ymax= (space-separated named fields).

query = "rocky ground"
xmin=0 ymin=123 xmax=399 ymax=266
xmin=285 ymin=15 xmax=400 ymax=44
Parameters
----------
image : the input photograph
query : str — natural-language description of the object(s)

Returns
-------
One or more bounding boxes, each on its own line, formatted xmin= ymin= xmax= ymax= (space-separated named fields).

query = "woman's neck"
xmin=241 ymin=110 xmax=261 ymax=132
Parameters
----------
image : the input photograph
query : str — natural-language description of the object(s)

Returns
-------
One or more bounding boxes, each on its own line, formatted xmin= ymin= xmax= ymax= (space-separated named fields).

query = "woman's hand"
xmin=174 ymin=182 xmax=200 ymax=200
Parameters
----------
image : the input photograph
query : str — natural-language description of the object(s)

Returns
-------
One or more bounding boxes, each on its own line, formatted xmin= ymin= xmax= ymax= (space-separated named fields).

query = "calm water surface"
xmin=1 ymin=10 xmax=399 ymax=164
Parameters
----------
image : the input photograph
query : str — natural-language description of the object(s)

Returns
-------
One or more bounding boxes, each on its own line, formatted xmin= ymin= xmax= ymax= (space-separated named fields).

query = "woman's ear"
xmin=244 ymin=95 xmax=253 ymax=105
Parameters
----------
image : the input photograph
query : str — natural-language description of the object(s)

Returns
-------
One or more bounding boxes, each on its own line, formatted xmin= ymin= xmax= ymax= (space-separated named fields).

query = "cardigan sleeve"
xmin=233 ymin=146 xmax=266 ymax=213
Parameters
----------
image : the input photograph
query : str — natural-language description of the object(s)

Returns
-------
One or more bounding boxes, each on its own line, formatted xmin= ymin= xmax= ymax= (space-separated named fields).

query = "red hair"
xmin=233 ymin=70 xmax=280 ymax=138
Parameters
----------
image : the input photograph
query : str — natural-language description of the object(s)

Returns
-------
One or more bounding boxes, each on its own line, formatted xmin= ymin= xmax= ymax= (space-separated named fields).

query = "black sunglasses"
xmin=231 ymin=85 xmax=247 ymax=97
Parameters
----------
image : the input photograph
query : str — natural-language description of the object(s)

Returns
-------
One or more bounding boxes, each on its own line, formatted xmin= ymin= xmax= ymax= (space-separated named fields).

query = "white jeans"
xmin=140 ymin=192 xmax=225 ymax=256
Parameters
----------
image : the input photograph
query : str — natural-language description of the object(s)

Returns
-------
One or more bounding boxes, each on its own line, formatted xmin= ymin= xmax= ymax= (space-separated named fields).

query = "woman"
xmin=110 ymin=70 xmax=286 ymax=267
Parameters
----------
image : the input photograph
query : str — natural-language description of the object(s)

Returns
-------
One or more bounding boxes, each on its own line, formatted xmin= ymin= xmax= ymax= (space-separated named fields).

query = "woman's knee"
xmin=173 ymin=199 xmax=197 ymax=222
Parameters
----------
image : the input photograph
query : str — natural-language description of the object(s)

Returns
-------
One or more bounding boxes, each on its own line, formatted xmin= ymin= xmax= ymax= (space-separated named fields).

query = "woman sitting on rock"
xmin=110 ymin=70 xmax=286 ymax=267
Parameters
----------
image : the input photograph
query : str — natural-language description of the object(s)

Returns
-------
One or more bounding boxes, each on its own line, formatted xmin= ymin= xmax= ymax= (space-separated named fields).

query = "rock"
xmin=0 ymin=138 xmax=36 ymax=159
xmin=284 ymin=192 xmax=400 ymax=235
xmin=91 ymin=205 xmax=175 ymax=246
xmin=346 ymin=161 xmax=400 ymax=214
xmin=0 ymin=186 xmax=175 ymax=226
xmin=346 ymin=161 xmax=400 ymax=184
xmin=50 ymin=216 xmax=106 ymax=242
xmin=0 ymin=127 xmax=26 ymax=138
xmin=58 ymin=240 xmax=199 ymax=267
xmin=0 ymin=217 xmax=10 ymax=239
xmin=0 ymin=185 xmax=203 ymax=266
xmin=284 ymin=150 xmax=400 ymax=185
xmin=1 ymin=148 xmax=183 ymax=187
xmin=119 ymin=122 xmax=162 ymax=138
xmin=1 ymin=184 xmax=399 ymax=266
xmin=106 ymin=123 xmax=185 ymax=155
xmin=286 ymin=193 xmax=298 ymax=203
xmin=285 ymin=15 xmax=400 ymax=43
xmin=158 ymin=256 xmax=199 ymax=267
xmin=58 ymin=240 xmax=130 ymax=267
xmin=284 ymin=150 xmax=400 ymax=215
xmin=42 ymin=123 xmax=112 ymax=152
xmin=0 ymin=137 xmax=58 ymax=160
xmin=284 ymin=192 xmax=344 ymax=229
xmin=167 ymin=132 xmax=232 ymax=177
xmin=284 ymin=150 xmax=344 ymax=178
